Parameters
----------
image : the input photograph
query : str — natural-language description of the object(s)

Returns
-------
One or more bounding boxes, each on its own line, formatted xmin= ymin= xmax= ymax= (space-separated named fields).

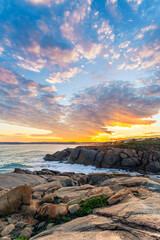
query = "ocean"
xmin=0 ymin=144 xmax=159 ymax=178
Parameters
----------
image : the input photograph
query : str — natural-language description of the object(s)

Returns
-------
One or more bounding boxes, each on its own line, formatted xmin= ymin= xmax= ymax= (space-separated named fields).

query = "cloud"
xmin=119 ymin=41 xmax=131 ymax=48
xmin=60 ymin=23 xmax=75 ymax=42
xmin=118 ymin=43 xmax=160 ymax=71
xmin=127 ymin=0 xmax=143 ymax=7
xmin=0 ymin=67 xmax=160 ymax=140
xmin=46 ymin=67 xmax=81 ymax=84
xmin=16 ymin=55 xmax=46 ymax=72
xmin=141 ymin=24 xmax=158 ymax=33
xmin=135 ymin=24 xmax=158 ymax=40
xmin=97 ymin=21 xmax=115 ymax=42
xmin=101 ymin=127 xmax=114 ymax=134
xmin=0 ymin=67 xmax=65 ymax=132
xmin=68 ymin=0 xmax=92 ymax=25
xmin=26 ymin=0 xmax=65 ymax=6
xmin=0 ymin=47 xmax=4 ymax=55
xmin=66 ymin=80 xmax=160 ymax=136
xmin=76 ymin=43 xmax=102 ymax=60
xmin=0 ymin=67 xmax=18 ymax=85
xmin=106 ymin=0 xmax=117 ymax=4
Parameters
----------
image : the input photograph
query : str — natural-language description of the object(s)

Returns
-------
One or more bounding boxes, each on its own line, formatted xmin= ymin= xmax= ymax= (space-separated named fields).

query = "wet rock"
xmin=146 ymin=161 xmax=160 ymax=173
xmin=101 ymin=151 xmax=112 ymax=168
xmin=14 ymin=168 xmax=33 ymax=174
xmin=88 ymin=173 xmax=111 ymax=185
xmin=95 ymin=152 xmax=104 ymax=168
xmin=1 ymin=224 xmax=15 ymax=237
xmin=44 ymin=148 xmax=72 ymax=162
xmin=68 ymin=147 xmax=81 ymax=163
xmin=121 ymin=158 xmax=137 ymax=168
xmin=142 ymin=151 xmax=149 ymax=166
xmin=76 ymin=149 xmax=97 ymax=165
xmin=120 ymin=153 xmax=128 ymax=159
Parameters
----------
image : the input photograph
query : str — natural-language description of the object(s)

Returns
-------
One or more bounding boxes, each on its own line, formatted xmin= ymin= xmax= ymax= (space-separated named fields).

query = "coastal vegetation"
xmin=112 ymin=138 xmax=160 ymax=150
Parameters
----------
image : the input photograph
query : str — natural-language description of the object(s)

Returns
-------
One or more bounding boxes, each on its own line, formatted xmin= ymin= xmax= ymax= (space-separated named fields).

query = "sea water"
xmin=0 ymin=144 xmax=159 ymax=178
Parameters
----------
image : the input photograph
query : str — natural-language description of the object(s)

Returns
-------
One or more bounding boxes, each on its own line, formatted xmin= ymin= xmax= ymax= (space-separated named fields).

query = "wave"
xmin=0 ymin=162 xmax=32 ymax=170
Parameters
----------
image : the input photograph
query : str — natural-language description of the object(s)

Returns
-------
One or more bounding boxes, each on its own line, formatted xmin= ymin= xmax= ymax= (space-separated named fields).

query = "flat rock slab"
xmin=33 ymin=176 xmax=76 ymax=193
xmin=0 ymin=173 xmax=47 ymax=189
xmin=30 ymin=213 xmax=160 ymax=240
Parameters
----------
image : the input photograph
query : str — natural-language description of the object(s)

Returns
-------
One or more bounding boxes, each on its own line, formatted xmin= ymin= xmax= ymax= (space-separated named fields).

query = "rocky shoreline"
xmin=44 ymin=145 xmax=160 ymax=174
xmin=0 ymin=167 xmax=160 ymax=239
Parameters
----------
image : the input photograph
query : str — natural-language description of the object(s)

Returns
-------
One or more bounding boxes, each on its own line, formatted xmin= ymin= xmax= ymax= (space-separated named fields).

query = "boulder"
xmin=1 ymin=224 xmax=15 ymax=237
xmin=88 ymin=173 xmax=112 ymax=185
xmin=107 ymin=189 xmax=134 ymax=205
xmin=131 ymin=157 xmax=140 ymax=166
xmin=44 ymin=148 xmax=72 ymax=162
xmin=146 ymin=161 xmax=160 ymax=173
xmin=68 ymin=147 xmax=81 ymax=163
xmin=131 ymin=149 xmax=138 ymax=157
xmin=101 ymin=151 xmax=121 ymax=168
xmin=138 ymin=151 xmax=143 ymax=158
xmin=101 ymin=151 xmax=112 ymax=168
xmin=0 ymin=189 xmax=9 ymax=198
xmin=68 ymin=204 xmax=80 ymax=214
xmin=14 ymin=168 xmax=33 ymax=174
xmin=122 ymin=149 xmax=132 ymax=157
xmin=19 ymin=227 xmax=32 ymax=239
xmin=95 ymin=152 xmax=104 ymax=168
xmin=120 ymin=153 xmax=128 ymax=159
xmin=121 ymin=158 xmax=137 ymax=168
xmin=36 ymin=203 xmax=68 ymax=220
xmin=141 ymin=151 xmax=149 ymax=166
xmin=73 ymin=148 xmax=97 ymax=165
xmin=42 ymin=193 xmax=54 ymax=203
xmin=0 ymin=185 xmax=33 ymax=216
xmin=21 ymin=199 xmax=40 ymax=216
xmin=1 ymin=236 xmax=11 ymax=240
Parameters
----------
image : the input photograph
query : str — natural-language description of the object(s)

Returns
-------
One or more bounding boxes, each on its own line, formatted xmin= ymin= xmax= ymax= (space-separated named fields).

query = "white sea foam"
xmin=0 ymin=144 xmax=159 ymax=179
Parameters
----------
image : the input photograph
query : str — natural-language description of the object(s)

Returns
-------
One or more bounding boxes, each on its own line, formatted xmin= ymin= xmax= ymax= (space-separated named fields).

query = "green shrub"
xmin=14 ymin=237 xmax=28 ymax=240
xmin=74 ymin=195 xmax=108 ymax=217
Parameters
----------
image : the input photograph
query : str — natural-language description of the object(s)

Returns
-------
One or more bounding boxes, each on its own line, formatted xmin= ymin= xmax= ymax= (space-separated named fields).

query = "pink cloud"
xmin=46 ymin=67 xmax=81 ymax=84
xmin=0 ymin=67 xmax=18 ymax=85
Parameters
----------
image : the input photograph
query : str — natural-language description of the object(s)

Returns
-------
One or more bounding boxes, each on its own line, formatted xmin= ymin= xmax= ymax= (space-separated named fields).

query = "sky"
xmin=0 ymin=0 xmax=160 ymax=142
